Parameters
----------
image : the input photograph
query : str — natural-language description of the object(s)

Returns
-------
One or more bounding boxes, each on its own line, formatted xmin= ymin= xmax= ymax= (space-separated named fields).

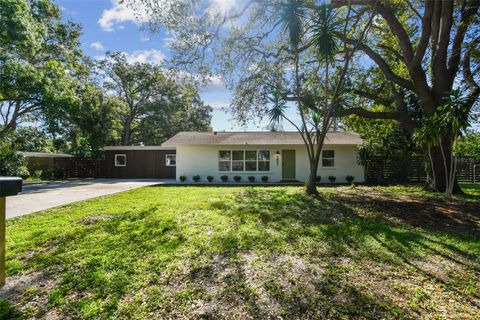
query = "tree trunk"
xmin=121 ymin=118 xmax=133 ymax=146
xmin=427 ymin=137 xmax=463 ymax=194
xmin=305 ymin=160 xmax=319 ymax=196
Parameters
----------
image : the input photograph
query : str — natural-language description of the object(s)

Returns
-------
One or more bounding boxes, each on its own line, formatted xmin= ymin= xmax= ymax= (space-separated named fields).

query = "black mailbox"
xmin=0 ymin=177 xmax=22 ymax=197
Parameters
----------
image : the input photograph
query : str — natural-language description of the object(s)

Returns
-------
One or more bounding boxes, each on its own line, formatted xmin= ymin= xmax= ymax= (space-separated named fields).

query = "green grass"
xmin=1 ymin=185 xmax=479 ymax=319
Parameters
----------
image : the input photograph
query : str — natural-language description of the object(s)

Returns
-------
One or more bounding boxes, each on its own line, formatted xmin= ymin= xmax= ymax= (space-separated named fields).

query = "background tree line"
xmin=0 ymin=0 xmax=212 ymax=177
xmin=134 ymin=0 xmax=479 ymax=195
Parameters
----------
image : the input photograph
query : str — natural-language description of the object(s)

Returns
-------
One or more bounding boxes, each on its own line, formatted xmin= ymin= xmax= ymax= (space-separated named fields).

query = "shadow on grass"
xmin=4 ymin=187 xmax=479 ymax=319
xmin=460 ymin=183 xmax=480 ymax=201
xmin=193 ymin=188 xmax=480 ymax=318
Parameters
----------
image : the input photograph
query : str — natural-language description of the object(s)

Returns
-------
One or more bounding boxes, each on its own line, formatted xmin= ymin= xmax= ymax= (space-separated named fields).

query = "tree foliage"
xmin=0 ymin=0 xmax=88 ymax=138
xmin=136 ymin=0 xmax=480 ymax=193
xmin=455 ymin=131 xmax=480 ymax=162
xmin=98 ymin=52 xmax=212 ymax=146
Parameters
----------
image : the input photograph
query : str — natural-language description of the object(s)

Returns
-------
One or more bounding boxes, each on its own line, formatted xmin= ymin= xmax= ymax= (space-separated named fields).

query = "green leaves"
xmin=98 ymin=52 xmax=212 ymax=146
xmin=267 ymin=89 xmax=288 ymax=124
xmin=413 ymin=90 xmax=471 ymax=147
xmin=278 ymin=0 xmax=306 ymax=49
xmin=309 ymin=4 xmax=340 ymax=62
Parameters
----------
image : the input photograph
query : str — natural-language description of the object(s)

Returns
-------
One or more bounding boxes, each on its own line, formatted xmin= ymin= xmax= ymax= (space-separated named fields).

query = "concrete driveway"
xmin=6 ymin=179 xmax=171 ymax=219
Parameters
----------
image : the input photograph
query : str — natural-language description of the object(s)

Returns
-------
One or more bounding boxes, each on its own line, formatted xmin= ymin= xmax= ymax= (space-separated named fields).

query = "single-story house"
xmin=160 ymin=131 xmax=364 ymax=183
xmin=103 ymin=146 xmax=176 ymax=179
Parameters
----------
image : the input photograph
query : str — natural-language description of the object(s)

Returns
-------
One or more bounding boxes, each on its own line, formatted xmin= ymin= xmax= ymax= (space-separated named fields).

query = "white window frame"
xmin=321 ymin=150 xmax=335 ymax=168
xmin=115 ymin=154 xmax=127 ymax=167
xmin=218 ymin=150 xmax=270 ymax=172
xmin=165 ymin=154 xmax=176 ymax=167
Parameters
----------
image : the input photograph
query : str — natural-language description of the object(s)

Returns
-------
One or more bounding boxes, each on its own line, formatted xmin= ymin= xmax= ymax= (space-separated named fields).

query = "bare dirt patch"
xmin=337 ymin=188 xmax=480 ymax=235
xmin=0 ymin=270 xmax=63 ymax=319
xmin=76 ymin=214 xmax=113 ymax=225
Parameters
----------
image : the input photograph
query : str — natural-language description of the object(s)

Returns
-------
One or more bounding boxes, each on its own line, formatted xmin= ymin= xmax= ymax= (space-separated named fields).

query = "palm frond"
xmin=309 ymin=4 xmax=340 ymax=61
xmin=268 ymin=90 xmax=288 ymax=123
xmin=278 ymin=0 xmax=306 ymax=49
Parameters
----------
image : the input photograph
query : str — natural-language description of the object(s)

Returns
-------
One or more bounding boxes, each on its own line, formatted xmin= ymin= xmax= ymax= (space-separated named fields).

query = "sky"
xmin=55 ymin=0 xmax=288 ymax=131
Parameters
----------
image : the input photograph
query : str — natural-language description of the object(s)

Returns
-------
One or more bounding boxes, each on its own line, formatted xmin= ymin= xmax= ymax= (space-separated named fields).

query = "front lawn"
xmin=1 ymin=185 xmax=479 ymax=319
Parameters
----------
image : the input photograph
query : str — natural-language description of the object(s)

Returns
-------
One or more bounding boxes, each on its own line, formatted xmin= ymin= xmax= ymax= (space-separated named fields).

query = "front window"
xmin=219 ymin=150 xmax=231 ymax=171
xmin=232 ymin=150 xmax=244 ymax=171
xmin=258 ymin=151 xmax=270 ymax=171
xmin=115 ymin=154 xmax=126 ymax=167
xmin=322 ymin=150 xmax=335 ymax=167
xmin=218 ymin=150 xmax=270 ymax=172
xmin=166 ymin=154 xmax=176 ymax=167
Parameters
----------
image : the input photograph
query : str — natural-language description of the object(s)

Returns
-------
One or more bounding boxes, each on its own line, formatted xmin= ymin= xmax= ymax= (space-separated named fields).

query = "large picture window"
xmin=322 ymin=150 xmax=335 ymax=167
xmin=219 ymin=150 xmax=270 ymax=172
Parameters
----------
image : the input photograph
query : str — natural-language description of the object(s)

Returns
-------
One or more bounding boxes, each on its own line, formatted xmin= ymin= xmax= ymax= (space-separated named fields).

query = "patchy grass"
xmin=0 ymin=185 xmax=479 ymax=319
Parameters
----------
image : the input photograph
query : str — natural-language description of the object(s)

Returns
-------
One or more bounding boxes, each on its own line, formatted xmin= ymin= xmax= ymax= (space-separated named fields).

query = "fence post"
xmin=0 ymin=177 xmax=22 ymax=286
xmin=474 ymin=164 xmax=480 ymax=183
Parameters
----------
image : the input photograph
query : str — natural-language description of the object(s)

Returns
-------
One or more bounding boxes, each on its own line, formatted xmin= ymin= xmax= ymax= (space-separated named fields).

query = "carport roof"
xmin=18 ymin=151 xmax=73 ymax=158
xmin=162 ymin=131 xmax=363 ymax=146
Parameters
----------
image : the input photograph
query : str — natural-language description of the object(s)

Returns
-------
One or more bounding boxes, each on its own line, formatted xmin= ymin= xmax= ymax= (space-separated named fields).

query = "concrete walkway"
xmin=6 ymin=179 xmax=171 ymax=219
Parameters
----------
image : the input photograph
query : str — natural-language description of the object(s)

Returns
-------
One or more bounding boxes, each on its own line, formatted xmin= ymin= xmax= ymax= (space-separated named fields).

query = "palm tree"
xmin=270 ymin=1 xmax=343 ymax=196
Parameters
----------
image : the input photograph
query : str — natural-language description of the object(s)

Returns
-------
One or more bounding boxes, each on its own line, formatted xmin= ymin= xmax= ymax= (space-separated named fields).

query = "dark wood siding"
xmin=105 ymin=149 xmax=176 ymax=179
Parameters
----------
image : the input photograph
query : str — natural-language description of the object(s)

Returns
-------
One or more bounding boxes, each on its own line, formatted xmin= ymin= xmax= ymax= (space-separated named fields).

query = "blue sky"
xmin=56 ymin=0 xmax=288 ymax=131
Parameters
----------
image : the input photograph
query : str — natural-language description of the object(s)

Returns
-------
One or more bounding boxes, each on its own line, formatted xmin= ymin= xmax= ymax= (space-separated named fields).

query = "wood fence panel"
xmin=365 ymin=156 xmax=478 ymax=184
xmin=53 ymin=157 xmax=106 ymax=179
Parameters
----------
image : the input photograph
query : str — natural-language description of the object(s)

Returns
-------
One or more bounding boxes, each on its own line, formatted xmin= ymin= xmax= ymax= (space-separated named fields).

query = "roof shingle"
xmin=162 ymin=131 xmax=363 ymax=146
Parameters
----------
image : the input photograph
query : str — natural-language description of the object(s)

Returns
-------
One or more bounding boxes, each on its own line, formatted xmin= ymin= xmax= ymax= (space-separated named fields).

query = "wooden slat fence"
xmin=365 ymin=156 xmax=479 ymax=184
xmin=53 ymin=157 xmax=106 ymax=179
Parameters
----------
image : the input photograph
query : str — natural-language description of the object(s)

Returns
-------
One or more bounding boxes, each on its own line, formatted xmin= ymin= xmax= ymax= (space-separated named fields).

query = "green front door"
xmin=282 ymin=150 xmax=296 ymax=180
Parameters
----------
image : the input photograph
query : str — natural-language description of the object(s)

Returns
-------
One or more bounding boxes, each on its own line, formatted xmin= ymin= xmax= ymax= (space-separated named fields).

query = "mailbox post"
xmin=0 ymin=177 xmax=22 ymax=286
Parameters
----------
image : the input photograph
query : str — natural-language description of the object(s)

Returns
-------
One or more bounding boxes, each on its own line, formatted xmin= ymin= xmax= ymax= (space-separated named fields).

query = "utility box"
xmin=0 ymin=177 xmax=22 ymax=286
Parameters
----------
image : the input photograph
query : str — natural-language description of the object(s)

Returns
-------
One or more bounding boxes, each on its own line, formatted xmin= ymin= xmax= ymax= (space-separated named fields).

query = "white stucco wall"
xmin=175 ymin=144 xmax=364 ymax=183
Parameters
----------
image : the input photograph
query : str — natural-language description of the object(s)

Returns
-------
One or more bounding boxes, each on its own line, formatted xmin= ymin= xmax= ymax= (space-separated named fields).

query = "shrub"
xmin=221 ymin=175 xmax=229 ymax=182
xmin=0 ymin=145 xmax=29 ymax=178
xmin=32 ymin=170 xmax=43 ymax=180
xmin=315 ymin=176 xmax=321 ymax=182
xmin=233 ymin=175 xmax=241 ymax=182
xmin=261 ymin=175 xmax=269 ymax=183
xmin=179 ymin=175 xmax=187 ymax=182
xmin=328 ymin=175 xmax=336 ymax=183
xmin=192 ymin=175 xmax=201 ymax=182
xmin=248 ymin=176 xmax=255 ymax=182
xmin=346 ymin=175 xmax=355 ymax=184
xmin=41 ymin=168 xmax=54 ymax=180
xmin=207 ymin=176 xmax=214 ymax=182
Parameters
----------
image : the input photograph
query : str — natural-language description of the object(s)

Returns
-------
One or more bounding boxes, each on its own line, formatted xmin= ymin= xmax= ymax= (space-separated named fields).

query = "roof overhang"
xmin=18 ymin=152 xmax=73 ymax=158
xmin=104 ymin=146 xmax=176 ymax=151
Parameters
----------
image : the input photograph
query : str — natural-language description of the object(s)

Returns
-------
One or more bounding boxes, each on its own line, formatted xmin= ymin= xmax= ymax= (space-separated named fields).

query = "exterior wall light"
xmin=275 ymin=151 xmax=281 ymax=166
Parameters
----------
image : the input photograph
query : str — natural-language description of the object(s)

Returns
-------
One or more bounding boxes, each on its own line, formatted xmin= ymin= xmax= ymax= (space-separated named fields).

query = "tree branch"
xmin=332 ymin=0 xmax=414 ymax=62
xmin=411 ymin=0 xmax=434 ymax=67
xmin=463 ymin=45 xmax=480 ymax=108
xmin=338 ymin=34 xmax=414 ymax=90
xmin=447 ymin=0 xmax=480 ymax=84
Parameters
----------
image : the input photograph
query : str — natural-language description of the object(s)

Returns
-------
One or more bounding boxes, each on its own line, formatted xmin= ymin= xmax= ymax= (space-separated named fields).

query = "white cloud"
xmin=98 ymin=0 xmax=148 ymax=32
xmin=99 ymin=0 xmax=239 ymax=31
xmin=205 ymin=75 xmax=224 ymax=88
xmin=90 ymin=41 xmax=105 ymax=51
xmin=123 ymin=49 xmax=166 ymax=65
xmin=93 ymin=49 xmax=165 ymax=65
xmin=211 ymin=0 xmax=236 ymax=15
